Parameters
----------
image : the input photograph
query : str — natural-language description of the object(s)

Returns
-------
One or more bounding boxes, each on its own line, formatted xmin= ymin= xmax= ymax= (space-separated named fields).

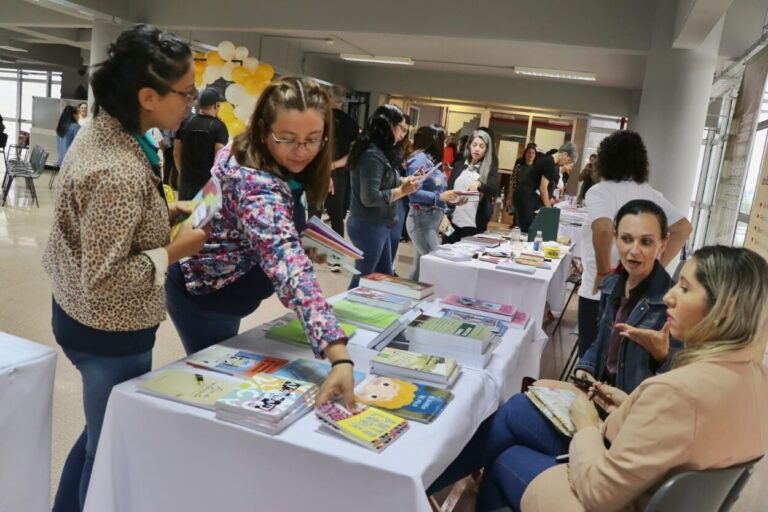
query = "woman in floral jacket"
xmin=165 ymin=76 xmax=356 ymax=407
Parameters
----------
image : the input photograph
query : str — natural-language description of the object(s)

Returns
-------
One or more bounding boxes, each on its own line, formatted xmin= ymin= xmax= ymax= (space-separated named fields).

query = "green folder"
xmin=266 ymin=318 xmax=357 ymax=346
xmin=332 ymin=300 xmax=400 ymax=331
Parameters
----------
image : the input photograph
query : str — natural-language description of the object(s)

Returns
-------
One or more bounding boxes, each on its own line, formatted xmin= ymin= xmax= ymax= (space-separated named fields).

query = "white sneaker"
xmin=327 ymin=263 xmax=342 ymax=272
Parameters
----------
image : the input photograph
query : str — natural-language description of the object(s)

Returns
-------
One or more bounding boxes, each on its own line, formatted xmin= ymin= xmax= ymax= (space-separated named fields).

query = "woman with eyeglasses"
xmin=43 ymin=25 xmax=209 ymax=510
xmin=165 ymin=76 xmax=358 ymax=409
xmin=346 ymin=104 xmax=419 ymax=288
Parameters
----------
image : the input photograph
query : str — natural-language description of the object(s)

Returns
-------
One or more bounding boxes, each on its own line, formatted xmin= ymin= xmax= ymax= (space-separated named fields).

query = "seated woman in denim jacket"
xmin=573 ymin=199 xmax=682 ymax=394
xmin=405 ymin=124 xmax=464 ymax=280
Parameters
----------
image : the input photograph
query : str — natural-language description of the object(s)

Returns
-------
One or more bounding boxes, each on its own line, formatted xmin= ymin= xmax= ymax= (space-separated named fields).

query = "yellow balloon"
xmin=206 ymin=51 xmax=225 ymax=66
xmin=244 ymin=76 xmax=268 ymax=96
xmin=193 ymin=60 xmax=206 ymax=73
xmin=253 ymin=63 xmax=274 ymax=82
xmin=227 ymin=118 xmax=246 ymax=137
xmin=194 ymin=73 xmax=203 ymax=87
xmin=218 ymin=102 xmax=235 ymax=122
xmin=231 ymin=65 xmax=249 ymax=84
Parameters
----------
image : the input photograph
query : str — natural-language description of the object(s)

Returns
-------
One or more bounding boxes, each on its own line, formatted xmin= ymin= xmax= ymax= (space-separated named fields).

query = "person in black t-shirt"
xmin=174 ymin=87 xmax=229 ymax=199
xmin=514 ymin=141 xmax=578 ymax=232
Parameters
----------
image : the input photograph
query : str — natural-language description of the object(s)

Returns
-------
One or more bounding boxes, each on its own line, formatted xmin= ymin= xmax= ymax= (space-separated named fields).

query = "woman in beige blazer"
xmin=430 ymin=245 xmax=768 ymax=512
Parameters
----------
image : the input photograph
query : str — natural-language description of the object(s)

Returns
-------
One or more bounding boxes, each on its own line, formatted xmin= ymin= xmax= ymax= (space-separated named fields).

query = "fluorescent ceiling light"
xmin=514 ymin=66 xmax=596 ymax=81
xmin=340 ymin=54 xmax=414 ymax=65
xmin=0 ymin=45 xmax=27 ymax=52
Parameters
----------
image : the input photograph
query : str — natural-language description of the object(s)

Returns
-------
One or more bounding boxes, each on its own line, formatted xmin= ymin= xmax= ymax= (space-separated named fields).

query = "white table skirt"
xmin=0 ymin=332 xmax=57 ymax=512
xmin=419 ymin=248 xmax=572 ymax=323
xmin=84 ymin=305 xmax=543 ymax=512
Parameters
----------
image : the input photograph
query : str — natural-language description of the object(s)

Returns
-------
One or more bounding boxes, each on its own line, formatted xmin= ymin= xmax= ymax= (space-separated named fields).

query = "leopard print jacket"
xmin=42 ymin=113 xmax=170 ymax=331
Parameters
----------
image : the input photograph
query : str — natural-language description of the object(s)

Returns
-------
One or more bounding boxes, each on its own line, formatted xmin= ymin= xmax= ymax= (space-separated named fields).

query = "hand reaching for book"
xmin=317 ymin=342 xmax=356 ymax=409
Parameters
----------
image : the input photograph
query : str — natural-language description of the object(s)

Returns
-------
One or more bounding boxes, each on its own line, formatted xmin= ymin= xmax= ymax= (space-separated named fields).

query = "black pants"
xmin=577 ymin=296 xmax=601 ymax=357
xmin=324 ymin=168 xmax=349 ymax=237
xmin=514 ymin=186 xmax=542 ymax=234
xmin=162 ymin=147 xmax=178 ymax=188
xmin=442 ymin=223 xmax=481 ymax=244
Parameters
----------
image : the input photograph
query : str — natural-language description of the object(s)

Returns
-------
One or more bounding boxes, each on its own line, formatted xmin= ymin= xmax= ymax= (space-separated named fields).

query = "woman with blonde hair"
xmin=430 ymin=245 xmax=768 ymax=512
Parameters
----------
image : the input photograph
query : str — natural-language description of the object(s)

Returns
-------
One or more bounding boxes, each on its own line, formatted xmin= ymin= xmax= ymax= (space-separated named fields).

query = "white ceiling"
xmin=0 ymin=0 xmax=765 ymax=92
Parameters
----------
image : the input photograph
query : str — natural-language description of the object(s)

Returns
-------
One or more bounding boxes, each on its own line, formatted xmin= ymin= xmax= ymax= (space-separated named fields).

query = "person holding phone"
xmin=405 ymin=124 xmax=465 ymax=280
xmin=429 ymin=245 xmax=768 ymax=512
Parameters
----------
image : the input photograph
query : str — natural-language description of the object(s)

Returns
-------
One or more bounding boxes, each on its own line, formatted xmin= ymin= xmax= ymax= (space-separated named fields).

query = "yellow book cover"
xmin=337 ymin=407 xmax=405 ymax=443
xmin=138 ymin=369 xmax=240 ymax=410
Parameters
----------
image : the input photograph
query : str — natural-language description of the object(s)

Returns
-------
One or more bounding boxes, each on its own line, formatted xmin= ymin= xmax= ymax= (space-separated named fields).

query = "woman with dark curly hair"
xmin=577 ymin=130 xmax=691 ymax=357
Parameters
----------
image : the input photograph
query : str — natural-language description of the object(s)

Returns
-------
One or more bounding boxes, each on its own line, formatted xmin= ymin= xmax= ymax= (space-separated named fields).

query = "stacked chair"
xmin=2 ymin=144 xmax=48 ymax=207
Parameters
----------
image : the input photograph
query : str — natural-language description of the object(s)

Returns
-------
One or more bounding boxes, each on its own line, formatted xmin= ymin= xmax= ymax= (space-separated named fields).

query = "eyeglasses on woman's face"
xmin=269 ymin=131 xmax=327 ymax=152
xmin=170 ymin=88 xmax=199 ymax=104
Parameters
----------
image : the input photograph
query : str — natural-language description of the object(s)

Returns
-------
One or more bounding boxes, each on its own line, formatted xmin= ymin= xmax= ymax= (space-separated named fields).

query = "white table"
xmin=419 ymin=245 xmax=572 ymax=325
xmin=0 ymin=332 xmax=57 ymax=512
xmin=84 ymin=306 xmax=543 ymax=512
xmin=556 ymin=204 xmax=588 ymax=258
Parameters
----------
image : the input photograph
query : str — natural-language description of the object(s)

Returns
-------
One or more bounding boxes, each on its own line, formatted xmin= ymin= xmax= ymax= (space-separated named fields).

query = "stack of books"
xmin=440 ymin=295 xmax=530 ymax=331
xmin=370 ymin=347 xmax=460 ymax=389
xmin=462 ymin=234 xmax=503 ymax=248
xmin=332 ymin=299 xmax=401 ymax=332
xmin=525 ymin=385 xmax=577 ymax=437
xmin=431 ymin=243 xmax=480 ymax=262
xmin=355 ymin=375 xmax=454 ymax=423
xmin=186 ymin=346 xmax=288 ymax=378
xmin=216 ymin=373 xmax=318 ymax=435
xmin=301 ymin=216 xmax=363 ymax=274
xmin=346 ymin=287 xmax=417 ymax=313
xmin=265 ymin=317 xmax=358 ymax=346
xmin=441 ymin=310 xmax=509 ymax=337
xmin=137 ymin=369 xmax=241 ymax=410
xmin=515 ymin=251 xmax=551 ymax=269
xmin=406 ymin=314 xmax=498 ymax=368
xmin=315 ymin=401 xmax=409 ymax=452
xmin=360 ymin=273 xmax=434 ymax=300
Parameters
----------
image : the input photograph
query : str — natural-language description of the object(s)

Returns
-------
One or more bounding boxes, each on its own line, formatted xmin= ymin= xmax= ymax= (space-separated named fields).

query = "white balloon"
xmin=240 ymin=94 xmax=257 ymax=112
xmin=225 ymin=84 xmax=246 ymax=104
xmin=217 ymin=40 xmax=235 ymax=61
xmin=203 ymin=65 xmax=222 ymax=85
xmin=234 ymin=104 xmax=252 ymax=122
xmin=234 ymin=46 xmax=249 ymax=61
xmin=243 ymin=57 xmax=260 ymax=72
xmin=220 ymin=62 xmax=235 ymax=81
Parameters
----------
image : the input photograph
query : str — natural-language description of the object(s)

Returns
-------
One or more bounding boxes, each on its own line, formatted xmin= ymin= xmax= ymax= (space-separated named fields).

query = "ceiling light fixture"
xmin=0 ymin=45 xmax=28 ymax=52
xmin=340 ymin=54 xmax=414 ymax=66
xmin=514 ymin=66 xmax=596 ymax=81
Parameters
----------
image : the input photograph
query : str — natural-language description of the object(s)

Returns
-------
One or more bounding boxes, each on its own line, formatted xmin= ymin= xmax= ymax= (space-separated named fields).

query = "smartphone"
xmin=444 ymin=224 xmax=455 ymax=237
xmin=569 ymin=375 xmax=594 ymax=391
xmin=414 ymin=163 xmax=442 ymax=181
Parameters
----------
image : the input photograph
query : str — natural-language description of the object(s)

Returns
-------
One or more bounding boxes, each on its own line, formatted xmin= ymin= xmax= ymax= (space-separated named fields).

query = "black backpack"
xmin=180 ymin=117 xmax=218 ymax=198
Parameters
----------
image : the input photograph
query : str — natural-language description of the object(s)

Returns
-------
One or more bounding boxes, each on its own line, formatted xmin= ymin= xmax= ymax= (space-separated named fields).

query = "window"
xmin=0 ymin=67 xmax=63 ymax=142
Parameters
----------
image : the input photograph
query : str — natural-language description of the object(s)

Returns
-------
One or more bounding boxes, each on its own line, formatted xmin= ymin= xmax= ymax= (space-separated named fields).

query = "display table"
xmin=419 ymin=246 xmax=572 ymax=324
xmin=0 ymin=332 xmax=57 ymax=512
xmin=84 ymin=302 xmax=544 ymax=512
xmin=556 ymin=203 xmax=588 ymax=258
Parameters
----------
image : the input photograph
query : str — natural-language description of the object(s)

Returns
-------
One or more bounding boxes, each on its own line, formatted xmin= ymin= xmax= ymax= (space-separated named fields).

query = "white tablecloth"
xmin=84 ymin=307 xmax=544 ymax=512
xmin=419 ymin=247 xmax=572 ymax=324
xmin=0 ymin=332 xmax=57 ymax=512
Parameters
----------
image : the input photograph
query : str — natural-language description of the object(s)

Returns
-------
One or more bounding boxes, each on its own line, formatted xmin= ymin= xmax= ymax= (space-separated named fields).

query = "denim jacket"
xmin=407 ymin=151 xmax=447 ymax=210
xmin=576 ymin=262 xmax=681 ymax=394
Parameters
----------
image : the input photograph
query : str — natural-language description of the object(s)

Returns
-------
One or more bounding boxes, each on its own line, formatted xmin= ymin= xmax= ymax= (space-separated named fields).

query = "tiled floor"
xmin=0 ymin=165 xmax=764 ymax=511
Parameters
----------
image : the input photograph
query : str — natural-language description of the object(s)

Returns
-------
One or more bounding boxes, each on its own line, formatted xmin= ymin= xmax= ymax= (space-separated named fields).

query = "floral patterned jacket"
xmin=179 ymin=145 xmax=345 ymax=357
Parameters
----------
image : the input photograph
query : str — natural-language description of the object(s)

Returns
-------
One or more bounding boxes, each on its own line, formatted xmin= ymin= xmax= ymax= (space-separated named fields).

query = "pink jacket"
xmin=522 ymin=347 xmax=768 ymax=512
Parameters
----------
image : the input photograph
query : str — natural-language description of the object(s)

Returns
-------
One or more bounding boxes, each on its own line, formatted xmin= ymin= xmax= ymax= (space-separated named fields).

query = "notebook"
xmin=525 ymin=385 xmax=577 ymax=437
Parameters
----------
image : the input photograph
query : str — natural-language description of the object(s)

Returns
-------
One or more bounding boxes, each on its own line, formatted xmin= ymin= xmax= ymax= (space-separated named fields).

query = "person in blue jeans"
xmin=388 ymin=114 xmax=411 ymax=271
xmin=405 ymin=124 xmax=464 ymax=280
xmin=347 ymin=104 xmax=418 ymax=288
xmin=42 ymin=25 xmax=208 ymax=511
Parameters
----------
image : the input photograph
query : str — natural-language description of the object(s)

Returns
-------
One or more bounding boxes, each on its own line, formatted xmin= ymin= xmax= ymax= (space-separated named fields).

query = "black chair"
xmin=644 ymin=456 xmax=763 ymax=512
xmin=2 ymin=146 xmax=48 ymax=207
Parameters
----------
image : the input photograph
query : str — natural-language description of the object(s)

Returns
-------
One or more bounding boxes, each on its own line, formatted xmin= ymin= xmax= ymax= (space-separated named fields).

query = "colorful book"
xmin=440 ymin=295 xmax=517 ymax=321
xmin=185 ymin=346 xmax=288 ymax=379
xmin=462 ymin=235 xmax=502 ymax=248
xmin=370 ymin=348 xmax=460 ymax=389
xmin=407 ymin=314 xmax=494 ymax=353
xmin=265 ymin=318 xmax=357 ymax=347
xmin=332 ymin=299 xmax=401 ymax=332
xmin=137 ymin=369 xmax=241 ymax=410
xmin=273 ymin=358 xmax=367 ymax=387
xmin=359 ymin=273 xmax=434 ymax=300
xmin=525 ymin=386 xmax=577 ymax=437
xmin=301 ymin=216 xmax=363 ymax=274
xmin=510 ymin=310 xmax=530 ymax=330
xmin=170 ymin=177 xmax=222 ymax=240
xmin=441 ymin=309 xmax=509 ymax=337
xmin=315 ymin=401 xmax=409 ymax=452
xmin=495 ymin=261 xmax=537 ymax=274
xmin=355 ymin=376 xmax=453 ymax=423
xmin=346 ymin=287 xmax=416 ymax=313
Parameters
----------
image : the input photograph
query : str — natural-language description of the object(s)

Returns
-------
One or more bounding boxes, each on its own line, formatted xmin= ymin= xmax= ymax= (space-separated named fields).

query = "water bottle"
xmin=533 ymin=230 xmax=543 ymax=252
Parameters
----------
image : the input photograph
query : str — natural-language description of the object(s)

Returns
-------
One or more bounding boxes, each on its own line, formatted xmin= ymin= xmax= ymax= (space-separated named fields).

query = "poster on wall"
xmin=745 ymin=141 xmax=768 ymax=260
xmin=705 ymin=48 xmax=768 ymax=245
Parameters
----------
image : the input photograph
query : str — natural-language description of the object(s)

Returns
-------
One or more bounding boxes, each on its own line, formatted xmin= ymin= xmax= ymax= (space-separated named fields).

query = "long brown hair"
xmin=231 ymin=76 xmax=332 ymax=207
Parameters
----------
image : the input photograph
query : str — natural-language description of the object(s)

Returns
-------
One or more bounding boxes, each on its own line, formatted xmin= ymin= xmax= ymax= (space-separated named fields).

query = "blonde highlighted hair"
xmin=673 ymin=245 xmax=768 ymax=368
xmin=231 ymin=76 xmax=332 ymax=208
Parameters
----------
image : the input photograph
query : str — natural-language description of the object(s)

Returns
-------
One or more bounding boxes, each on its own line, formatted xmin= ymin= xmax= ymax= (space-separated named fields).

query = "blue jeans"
xmin=347 ymin=216 xmax=393 ymax=289
xmin=55 ymin=348 xmax=152 ymax=511
xmin=406 ymin=207 xmax=443 ymax=281
xmin=166 ymin=277 xmax=242 ymax=355
xmin=428 ymin=394 xmax=569 ymax=512
xmin=389 ymin=199 xmax=408 ymax=265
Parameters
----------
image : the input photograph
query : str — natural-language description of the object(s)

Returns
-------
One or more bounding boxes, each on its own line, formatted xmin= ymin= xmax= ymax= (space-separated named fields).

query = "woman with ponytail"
xmin=165 ymin=76 xmax=357 ymax=411
xmin=346 ymin=104 xmax=418 ymax=288
xmin=43 ymin=25 xmax=209 ymax=510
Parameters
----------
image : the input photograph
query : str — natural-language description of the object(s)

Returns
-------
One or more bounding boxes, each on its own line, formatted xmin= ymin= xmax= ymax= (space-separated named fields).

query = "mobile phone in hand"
xmin=569 ymin=375 xmax=593 ymax=391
